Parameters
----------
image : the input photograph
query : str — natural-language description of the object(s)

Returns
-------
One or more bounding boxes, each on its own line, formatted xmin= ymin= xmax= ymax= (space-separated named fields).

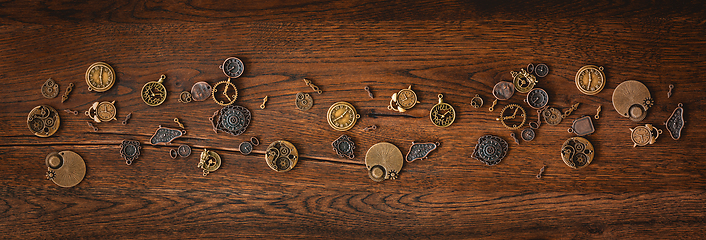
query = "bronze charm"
xmin=260 ymin=95 xmax=268 ymax=109
xmin=595 ymin=105 xmax=602 ymax=120
xmin=630 ymin=124 xmax=663 ymax=147
xmin=61 ymin=82 xmax=73 ymax=103
xmin=212 ymin=78 xmax=238 ymax=106
xmin=150 ymin=125 xmax=186 ymax=145
xmin=511 ymin=69 xmax=538 ymax=94
xmin=209 ymin=105 xmax=251 ymax=136
xmin=198 ymin=149 xmax=221 ymax=176
xmin=41 ymin=78 xmax=59 ymax=99
xmin=542 ymin=107 xmax=563 ymax=126
xmin=178 ymin=91 xmax=193 ymax=103
xmin=472 ymin=135 xmax=508 ymax=166
xmin=141 ymin=74 xmax=167 ymax=106
xmin=122 ymin=112 xmax=132 ymax=125
xmin=510 ymin=132 xmax=520 ymax=145
xmin=64 ymin=109 xmax=78 ymax=115
xmin=265 ymin=140 xmax=299 ymax=172
xmin=85 ymin=62 xmax=115 ymax=92
xmin=174 ymin=118 xmax=185 ymax=129
xmin=27 ymin=105 xmax=60 ymax=137
xmin=496 ymin=104 xmax=526 ymax=130
xmin=534 ymin=64 xmax=549 ymax=77
xmin=295 ymin=92 xmax=314 ymax=111
xmin=405 ymin=142 xmax=439 ymax=162
xmin=178 ymin=144 xmax=191 ymax=157
xmin=521 ymin=128 xmax=535 ymax=141
xmin=239 ymin=137 xmax=260 ymax=155
xmin=561 ymin=137 xmax=594 ymax=169
xmin=220 ymin=57 xmax=244 ymax=78
xmin=363 ymin=125 xmax=378 ymax=132
xmin=536 ymin=165 xmax=546 ymax=179
xmin=470 ymin=94 xmax=483 ymax=108
xmin=612 ymin=80 xmax=653 ymax=122
xmin=365 ymin=142 xmax=404 ymax=182
xmin=303 ymin=78 xmax=322 ymax=94
xmin=120 ymin=140 xmax=141 ymax=165
xmin=664 ymin=103 xmax=685 ymax=140
xmin=562 ymin=103 xmax=580 ymax=118
xmin=85 ymin=101 xmax=117 ymax=123
xmin=327 ymin=101 xmax=360 ymax=131
xmin=388 ymin=85 xmax=420 ymax=112
xmin=430 ymin=94 xmax=455 ymax=127
xmin=86 ymin=121 xmax=98 ymax=132
xmin=575 ymin=65 xmax=605 ymax=95
xmin=668 ymin=84 xmax=674 ymax=98
xmin=364 ymin=86 xmax=374 ymax=98
xmin=191 ymin=82 xmax=212 ymax=101
xmin=332 ymin=134 xmax=356 ymax=159
xmin=490 ymin=81 xmax=514 ymax=111
xmin=524 ymin=88 xmax=549 ymax=109
xmin=45 ymin=151 xmax=86 ymax=187
xmin=567 ymin=116 xmax=595 ymax=136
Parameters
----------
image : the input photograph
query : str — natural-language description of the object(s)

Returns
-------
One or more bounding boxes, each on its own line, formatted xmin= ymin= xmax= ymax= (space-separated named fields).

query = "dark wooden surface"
xmin=2 ymin=1 xmax=706 ymax=239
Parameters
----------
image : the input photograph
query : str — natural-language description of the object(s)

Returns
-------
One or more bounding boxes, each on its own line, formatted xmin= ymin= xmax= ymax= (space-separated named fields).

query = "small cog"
xmin=644 ymin=97 xmax=654 ymax=108
xmin=46 ymin=170 xmax=56 ymax=180
xmin=389 ymin=170 xmax=399 ymax=180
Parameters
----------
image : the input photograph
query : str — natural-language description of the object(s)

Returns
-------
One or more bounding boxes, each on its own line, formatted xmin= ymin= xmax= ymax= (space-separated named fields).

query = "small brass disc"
xmin=265 ymin=140 xmax=299 ymax=172
xmin=85 ymin=62 xmax=116 ymax=92
xmin=430 ymin=94 xmax=455 ymax=127
xmin=365 ymin=142 xmax=403 ymax=182
xmin=141 ymin=75 xmax=167 ymax=106
xmin=575 ymin=65 xmax=605 ymax=95
xmin=542 ymin=107 xmax=563 ymax=126
xmin=27 ymin=105 xmax=60 ymax=137
xmin=327 ymin=102 xmax=360 ymax=131
xmin=560 ymin=137 xmax=594 ymax=169
xmin=295 ymin=92 xmax=314 ymax=111
xmin=612 ymin=80 xmax=652 ymax=122
xmin=41 ymin=78 xmax=59 ymax=99
xmin=45 ymin=151 xmax=86 ymax=187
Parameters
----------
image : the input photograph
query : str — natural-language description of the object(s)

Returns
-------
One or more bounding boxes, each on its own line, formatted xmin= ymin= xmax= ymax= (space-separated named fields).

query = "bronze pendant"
xmin=490 ymin=81 xmax=514 ymax=111
xmin=178 ymin=144 xmax=191 ymax=157
xmin=45 ymin=151 xmax=86 ymax=187
xmin=406 ymin=142 xmax=439 ymax=163
xmin=41 ymin=78 xmax=59 ymax=99
xmin=85 ymin=62 xmax=115 ymax=92
xmin=575 ymin=65 xmax=605 ymax=95
xmin=191 ymin=82 xmax=212 ymax=102
xmin=27 ymin=105 xmax=60 ymax=137
xmin=524 ymin=88 xmax=549 ymax=109
xmin=496 ymin=104 xmax=526 ymax=130
xmin=511 ymin=69 xmax=538 ymax=93
xmin=198 ymin=149 xmax=221 ymax=176
xmin=61 ymin=82 xmax=74 ymax=103
xmin=567 ymin=116 xmax=595 ymax=136
xmin=664 ymin=103 xmax=685 ymax=140
xmin=120 ymin=140 xmax=141 ymax=165
xmin=612 ymin=80 xmax=653 ymax=122
xmin=595 ymin=105 xmax=602 ymax=120
xmin=303 ymin=78 xmax=322 ymax=94
xmin=630 ymin=124 xmax=663 ymax=147
xmin=149 ymin=125 xmax=186 ymax=145
xmin=542 ymin=107 xmax=563 ymax=126
xmin=265 ymin=140 xmax=299 ymax=172
xmin=521 ymin=128 xmax=535 ymax=141
xmin=332 ymin=134 xmax=356 ymax=159
xmin=430 ymin=94 xmax=455 ymax=127
xmin=212 ymin=78 xmax=238 ymax=106
xmin=472 ymin=135 xmax=508 ymax=166
xmin=220 ymin=57 xmax=244 ymax=78
xmin=534 ymin=64 xmax=549 ymax=77
xmin=122 ymin=112 xmax=132 ymax=125
xmin=327 ymin=102 xmax=360 ymax=131
xmin=295 ymin=92 xmax=314 ymax=111
xmin=388 ymin=85 xmax=420 ymax=112
xmin=85 ymin=101 xmax=117 ymax=123
xmin=209 ymin=105 xmax=251 ymax=136
xmin=561 ymin=137 xmax=594 ymax=169
xmin=365 ymin=142 xmax=403 ymax=182
xmin=364 ymin=86 xmax=374 ymax=98
xmin=141 ymin=74 xmax=167 ymax=106
xmin=260 ymin=95 xmax=268 ymax=109
xmin=470 ymin=94 xmax=484 ymax=108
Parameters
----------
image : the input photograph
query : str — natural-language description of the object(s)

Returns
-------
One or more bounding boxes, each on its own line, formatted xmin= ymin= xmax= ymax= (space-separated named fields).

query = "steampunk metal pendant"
xmin=41 ymin=78 xmax=59 ymax=99
xmin=405 ymin=142 xmax=439 ymax=163
xmin=212 ymin=78 xmax=238 ymax=106
xmin=470 ymin=94 xmax=483 ymax=108
xmin=210 ymin=105 xmax=251 ymax=136
xmin=490 ymin=81 xmax=515 ymax=111
xmin=511 ymin=69 xmax=538 ymax=94
xmin=630 ymin=124 xmax=663 ymax=147
xmin=472 ymin=135 xmax=508 ymax=166
xmin=567 ymin=116 xmax=595 ymax=136
xmin=295 ymin=92 xmax=314 ymax=111
xmin=191 ymin=81 xmax=212 ymax=102
xmin=150 ymin=125 xmax=186 ymax=145
xmin=170 ymin=144 xmax=192 ymax=159
xmin=27 ymin=105 xmax=60 ymax=137
xmin=365 ymin=142 xmax=403 ymax=182
xmin=141 ymin=74 xmax=167 ymax=106
xmin=178 ymin=91 xmax=192 ymax=103
xmin=85 ymin=62 xmax=115 ymax=92
xmin=332 ymin=134 xmax=355 ymax=159
xmin=85 ymin=101 xmax=117 ymax=123
xmin=534 ymin=64 xmax=549 ymax=78
xmin=524 ymin=88 xmax=549 ymax=109
xmin=575 ymin=65 xmax=605 ymax=95
xmin=327 ymin=102 xmax=360 ymax=131
xmin=496 ymin=104 xmax=526 ymax=130
xmin=542 ymin=107 xmax=563 ymax=125
xmin=430 ymin=94 xmax=455 ymax=127
xmin=239 ymin=137 xmax=260 ymax=155
xmin=561 ymin=137 xmax=594 ymax=169
xmin=220 ymin=57 xmax=244 ymax=78
xmin=612 ymin=80 xmax=653 ymax=122
xmin=120 ymin=140 xmax=141 ymax=165
xmin=388 ymin=85 xmax=420 ymax=112
xmin=265 ymin=140 xmax=299 ymax=172
xmin=198 ymin=149 xmax=221 ymax=176
xmin=521 ymin=128 xmax=535 ymax=141
xmin=45 ymin=151 xmax=85 ymax=187
xmin=664 ymin=103 xmax=685 ymax=140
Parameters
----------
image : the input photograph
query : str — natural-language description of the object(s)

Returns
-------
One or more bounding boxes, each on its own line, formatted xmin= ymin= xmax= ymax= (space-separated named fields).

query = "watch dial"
xmin=397 ymin=89 xmax=418 ymax=109
xmin=89 ymin=65 xmax=113 ymax=88
xmin=222 ymin=57 xmax=244 ymax=78
xmin=430 ymin=103 xmax=455 ymax=127
xmin=578 ymin=68 xmax=604 ymax=92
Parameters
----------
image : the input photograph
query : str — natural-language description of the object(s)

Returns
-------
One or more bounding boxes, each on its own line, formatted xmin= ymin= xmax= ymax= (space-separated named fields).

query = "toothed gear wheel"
xmin=644 ymin=97 xmax=654 ymax=108
xmin=46 ymin=170 xmax=56 ymax=180
xmin=388 ymin=170 xmax=399 ymax=180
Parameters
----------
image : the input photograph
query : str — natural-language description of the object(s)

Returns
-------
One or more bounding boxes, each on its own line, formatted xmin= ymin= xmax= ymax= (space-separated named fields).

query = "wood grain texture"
xmin=1 ymin=1 xmax=706 ymax=239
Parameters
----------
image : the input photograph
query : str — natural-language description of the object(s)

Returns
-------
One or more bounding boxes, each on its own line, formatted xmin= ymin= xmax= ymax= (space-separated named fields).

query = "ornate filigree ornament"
xmin=405 ymin=142 xmax=439 ymax=162
xmin=332 ymin=134 xmax=356 ymax=159
xmin=120 ymin=140 xmax=141 ymax=165
xmin=198 ymin=149 xmax=221 ymax=176
xmin=150 ymin=125 xmax=186 ymax=145
xmin=472 ymin=135 xmax=508 ymax=166
xmin=511 ymin=69 xmax=538 ymax=94
xmin=664 ymin=103 xmax=684 ymax=140
xmin=209 ymin=105 xmax=251 ymax=136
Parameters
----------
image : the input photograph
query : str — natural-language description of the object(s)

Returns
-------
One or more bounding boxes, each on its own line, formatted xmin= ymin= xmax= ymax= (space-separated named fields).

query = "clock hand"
xmin=587 ymin=72 xmax=592 ymax=88
xmin=99 ymin=67 xmax=104 ymax=86
xmin=333 ymin=109 xmax=351 ymax=122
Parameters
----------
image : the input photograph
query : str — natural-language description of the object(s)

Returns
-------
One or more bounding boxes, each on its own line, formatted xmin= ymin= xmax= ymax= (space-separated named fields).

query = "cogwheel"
xmin=643 ymin=97 xmax=654 ymax=108
xmin=388 ymin=170 xmax=399 ymax=180
xmin=46 ymin=170 xmax=56 ymax=180
xmin=212 ymin=79 xmax=238 ymax=106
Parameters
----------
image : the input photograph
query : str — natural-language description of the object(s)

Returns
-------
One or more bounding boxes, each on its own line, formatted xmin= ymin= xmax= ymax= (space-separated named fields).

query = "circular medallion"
xmin=178 ymin=91 xmax=193 ymax=103
xmin=239 ymin=141 xmax=253 ymax=155
xmin=141 ymin=75 xmax=167 ymax=106
xmin=198 ymin=149 xmax=221 ymax=176
xmin=295 ymin=92 xmax=314 ymax=111
xmin=265 ymin=140 xmax=299 ymax=172
xmin=396 ymin=86 xmax=419 ymax=110
xmin=191 ymin=82 xmax=212 ymax=101
xmin=472 ymin=135 xmax=509 ymax=166
xmin=535 ymin=64 xmax=549 ymax=77
xmin=612 ymin=80 xmax=652 ymax=122
xmin=45 ymin=151 xmax=85 ymax=187
xmin=365 ymin=142 xmax=403 ymax=182
xmin=524 ymin=88 xmax=549 ymax=109
xmin=178 ymin=144 xmax=191 ymax=157
xmin=497 ymin=104 xmax=526 ymax=130
xmin=120 ymin=140 xmax=141 ymax=165
xmin=521 ymin=128 xmax=535 ymax=141
xmin=327 ymin=102 xmax=360 ymax=131
xmin=41 ymin=78 xmax=59 ymax=99
xmin=27 ymin=105 xmax=60 ymax=137
xmin=560 ymin=137 xmax=594 ymax=169
xmin=492 ymin=81 xmax=515 ymax=100
xmin=85 ymin=62 xmax=116 ymax=92
xmin=430 ymin=94 xmax=456 ymax=127
xmin=85 ymin=101 xmax=117 ymax=123
xmin=512 ymin=69 xmax=537 ymax=93
xmin=212 ymin=105 xmax=251 ymax=136
xmin=212 ymin=78 xmax=238 ymax=106
xmin=220 ymin=57 xmax=244 ymax=78
xmin=575 ymin=65 xmax=605 ymax=95
xmin=542 ymin=107 xmax=563 ymax=126
xmin=470 ymin=94 xmax=484 ymax=108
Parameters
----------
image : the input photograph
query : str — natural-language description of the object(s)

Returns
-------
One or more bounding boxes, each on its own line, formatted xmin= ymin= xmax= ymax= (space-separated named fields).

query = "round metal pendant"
xmin=41 ymin=78 xmax=59 ymax=99
xmin=521 ymin=128 xmax=535 ymax=141
xmin=535 ymin=64 xmax=549 ymax=77
xmin=524 ymin=88 xmax=549 ymax=109
xmin=492 ymin=81 xmax=515 ymax=100
xmin=542 ymin=107 xmax=563 ymax=125
xmin=27 ymin=105 xmax=60 ymax=137
xmin=85 ymin=62 xmax=115 ymax=92
xmin=220 ymin=57 xmax=244 ymax=78
xmin=392 ymin=85 xmax=420 ymax=110
xmin=212 ymin=78 xmax=238 ymax=106
xmin=612 ymin=80 xmax=652 ymax=122
xmin=365 ymin=142 xmax=403 ymax=182
xmin=332 ymin=134 xmax=355 ymax=159
xmin=198 ymin=149 xmax=221 ymax=176
xmin=141 ymin=75 xmax=167 ymax=106
xmin=497 ymin=104 xmax=526 ymax=130
xmin=472 ymin=135 xmax=509 ymax=166
xmin=295 ymin=92 xmax=313 ymax=111
xmin=45 ymin=151 xmax=85 ymax=187
xmin=561 ymin=137 xmax=594 ymax=169
xmin=120 ymin=140 xmax=141 ymax=165
xmin=575 ymin=65 xmax=605 ymax=95
xmin=511 ymin=69 xmax=537 ymax=93
xmin=630 ymin=124 xmax=663 ymax=147
xmin=178 ymin=144 xmax=191 ymax=157
xmin=265 ymin=140 xmax=299 ymax=172
xmin=430 ymin=94 xmax=455 ymax=127
xmin=191 ymin=81 xmax=212 ymax=102
xmin=85 ymin=101 xmax=117 ymax=123
xmin=470 ymin=94 xmax=484 ymax=108
xmin=327 ymin=102 xmax=360 ymax=131
xmin=239 ymin=141 xmax=254 ymax=155
xmin=178 ymin=91 xmax=193 ymax=103
xmin=211 ymin=105 xmax=251 ymax=136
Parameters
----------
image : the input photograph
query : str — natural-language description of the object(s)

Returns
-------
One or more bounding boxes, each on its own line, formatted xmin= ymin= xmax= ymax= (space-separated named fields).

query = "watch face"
xmin=327 ymin=102 xmax=359 ymax=131
xmin=85 ymin=62 xmax=115 ymax=92
xmin=396 ymin=89 xmax=418 ymax=109
xmin=526 ymin=88 xmax=548 ymax=109
xmin=430 ymin=103 xmax=455 ymax=127
xmin=575 ymin=65 xmax=605 ymax=95
xmin=631 ymin=126 xmax=651 ymax=147
xmin=141 ymin=81 xmax=167 ymax=106
xmin=497 ymin=104 xmax=526 ymax=130
xmin=96 ymin=102 xmax=116 ymax=121
xmin=221 ymin=57 xmax=244 ymax=78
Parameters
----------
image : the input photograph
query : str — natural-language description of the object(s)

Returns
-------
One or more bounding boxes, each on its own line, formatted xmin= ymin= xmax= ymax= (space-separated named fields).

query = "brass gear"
xmin=212 ymin=78 xmax=238 ymax=106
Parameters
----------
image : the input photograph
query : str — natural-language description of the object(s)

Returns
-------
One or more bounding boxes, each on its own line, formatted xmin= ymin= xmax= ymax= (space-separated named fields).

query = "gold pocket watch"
xmin=388 ymin=85 xmax=420 ymax=112
xmin=630 ymin=124 xmax=662 ymax=147
xmin=85 ymin=62 xmax=116 ymax=92
xmin=575 ymin=65 xmax=605 ymax=95
xmin=85 ymin=101 xmax=117 ymax=123
xmin=429 ymin=94 xmax=455 ymax=127
xmin=327 ymin=102 xmax=360 ymax=131
xmin=141 ymin=74 xmax=167 ymax=106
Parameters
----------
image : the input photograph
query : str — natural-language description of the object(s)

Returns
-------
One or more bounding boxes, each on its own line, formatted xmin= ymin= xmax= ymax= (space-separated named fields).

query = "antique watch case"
xmin=430 ymin=94 xmax=455 ymax=127
xmin=388 ymin=85 xmax=420 ymax=112
xmin=265 ymin=140 xmax=299 ymax=172
xmin=85 ymin=101 xmax=117 ymax=123
xmin=141 ymin=74 xmax=167 ymax=106
xmin=327 ymin=102 xmax=360 ymax=131
xmin=85 ymin=62 xmax=115 ymax=92
xmin=220 ymin=57 xmax=244 ymax=78
xmin=28 ymin=105 xmax=60 ymax=137
xmin=560 ymin=137 xmax=594 ymax=169
xmin=575 ymin=65 xmax=606 ymax=95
